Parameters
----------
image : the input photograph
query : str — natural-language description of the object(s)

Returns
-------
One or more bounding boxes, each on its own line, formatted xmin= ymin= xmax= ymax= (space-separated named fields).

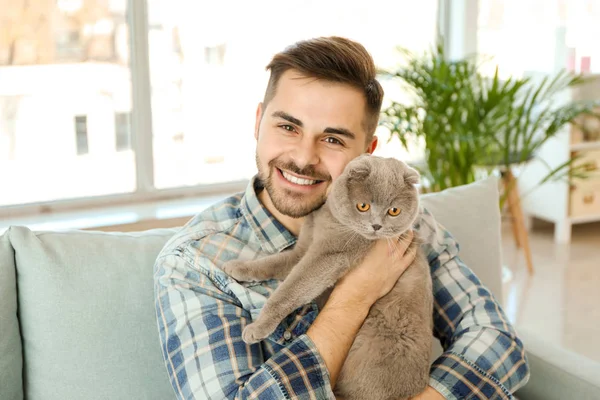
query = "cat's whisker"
xmin=341 ymin=232 xmax=359 ymax=253
xmin=394 ymin=237 xmax=412 ymax=258
xmin=332 ymin=225 xmax=356 ymax=236
xmin=338 ymin=227 xmax=358 ymax=236
xmin=396 ymin=234 xmax=424 ymax=247
xmin=394 ymin=241 xmax=405 ymax=259
xmin=386 ymin=238 xmax=393 ymax=256
xmin=387 ymin=237 xmax=402 ymax=260
xmin=396 ymin=238 xmax=412 ymax=248
xmin=391 ymin=239 xmax=400 ymax=259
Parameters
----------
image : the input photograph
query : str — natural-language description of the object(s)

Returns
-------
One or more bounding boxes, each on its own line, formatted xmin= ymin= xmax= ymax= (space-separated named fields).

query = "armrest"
xmin=515 ymin=327 xmax=600 ymax=400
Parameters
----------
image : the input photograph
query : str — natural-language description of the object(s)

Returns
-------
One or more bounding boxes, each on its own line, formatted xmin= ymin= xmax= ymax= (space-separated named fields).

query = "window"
xmin=1 ymin=0 xmax=439 ymax=211
xmin=0 ymin=0 xmax=134 ymax=207
xmin=74 ymin=115 xmax=89 ymax=155
xmin=147 ymin=0 xmax=439 ymax=189
xmin=115 ymin=112 xmax=131 ymax=151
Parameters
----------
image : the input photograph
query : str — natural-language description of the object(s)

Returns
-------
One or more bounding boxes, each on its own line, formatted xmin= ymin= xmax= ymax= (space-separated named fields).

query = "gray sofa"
xmin=2 ymin=177 xmax=599 ymax=399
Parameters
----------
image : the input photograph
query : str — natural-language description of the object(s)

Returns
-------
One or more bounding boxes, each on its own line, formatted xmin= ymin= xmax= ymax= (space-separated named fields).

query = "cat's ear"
xmin=345 ymin=153 xmax=372 ymax=182
xmin=404 ymin=166 xmax=420 ymax=186
xmin=348 ymin=162 xmax=371 ymax=181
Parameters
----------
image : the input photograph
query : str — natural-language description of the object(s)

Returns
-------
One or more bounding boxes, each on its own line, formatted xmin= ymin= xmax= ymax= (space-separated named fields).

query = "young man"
xmin=154 ymin=37 xmax=530 ymax=399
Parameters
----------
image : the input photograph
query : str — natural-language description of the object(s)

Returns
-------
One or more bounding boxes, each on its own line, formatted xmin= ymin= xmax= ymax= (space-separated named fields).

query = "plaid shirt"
xmin=154 ymin=178 xmax=530 ymax=399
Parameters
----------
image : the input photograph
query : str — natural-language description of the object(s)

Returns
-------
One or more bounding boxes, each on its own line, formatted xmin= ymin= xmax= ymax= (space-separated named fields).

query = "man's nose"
xmin=291 ymin=139 xmax=319 ymax=168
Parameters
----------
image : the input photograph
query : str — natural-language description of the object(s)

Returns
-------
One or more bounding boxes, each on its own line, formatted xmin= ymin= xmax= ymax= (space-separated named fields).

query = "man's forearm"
xmin=306 ymin=286 xmax=372 ymax=388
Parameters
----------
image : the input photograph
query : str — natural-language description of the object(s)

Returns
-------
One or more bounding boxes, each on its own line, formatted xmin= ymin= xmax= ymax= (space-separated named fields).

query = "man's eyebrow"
xmin=272 ymin=111 xmax=303 ymax=127
xmin=324 ymin=127 xmax=356 ymax=140
xmin=271 ymin=110 xmax=356 ymax=140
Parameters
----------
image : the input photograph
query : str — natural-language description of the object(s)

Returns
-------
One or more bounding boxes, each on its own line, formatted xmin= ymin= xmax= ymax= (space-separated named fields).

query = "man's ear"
xmin=254 ymin=103 xmax=263 ymax=140
xmin=366 ymin=135 xmax=378 ymax=154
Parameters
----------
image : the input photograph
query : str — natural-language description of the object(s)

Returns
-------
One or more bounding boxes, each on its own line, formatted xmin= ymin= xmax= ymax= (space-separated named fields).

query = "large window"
xmin=1 ymin=0 xmax=439 ymax=210
xmin=0 ymin=0 xmax=134 ymax=207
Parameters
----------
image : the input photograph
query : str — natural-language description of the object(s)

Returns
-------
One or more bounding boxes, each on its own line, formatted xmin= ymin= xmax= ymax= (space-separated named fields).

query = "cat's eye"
xmin=356 ymin=203 xmax=371 ymax=212
xmin=388 ymin=208 xmax=401 ymax=216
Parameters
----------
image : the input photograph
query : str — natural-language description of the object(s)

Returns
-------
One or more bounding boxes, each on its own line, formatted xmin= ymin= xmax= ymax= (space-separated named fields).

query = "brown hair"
xmin=263 ymin=36 xmax=384 ymax=143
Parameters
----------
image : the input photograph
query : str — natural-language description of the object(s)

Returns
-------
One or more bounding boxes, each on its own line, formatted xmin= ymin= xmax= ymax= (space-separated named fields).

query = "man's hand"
xmin=410 ymin=385 xmax=446 ymax=400
xmin=307 ymin=230 xmax=416 ymax=389
xmin=337 ymin=384 xmax=444 ymax=400
xmin=334 ymin=229 xmax=416 ymax=306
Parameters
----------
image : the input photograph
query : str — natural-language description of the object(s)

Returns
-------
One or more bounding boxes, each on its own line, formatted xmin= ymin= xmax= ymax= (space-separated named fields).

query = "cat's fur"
xmin=222 ymin=154 xmax=433 ymax=400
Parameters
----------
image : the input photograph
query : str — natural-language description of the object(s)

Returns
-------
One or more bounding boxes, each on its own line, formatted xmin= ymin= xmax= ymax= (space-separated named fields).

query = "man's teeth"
xmin=282 ymin=170 xmax=318 ymax=185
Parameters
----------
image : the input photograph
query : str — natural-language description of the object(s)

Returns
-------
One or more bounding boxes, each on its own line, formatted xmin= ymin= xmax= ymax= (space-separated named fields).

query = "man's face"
xmin=255 ymin=69 xmax=377 ymax=219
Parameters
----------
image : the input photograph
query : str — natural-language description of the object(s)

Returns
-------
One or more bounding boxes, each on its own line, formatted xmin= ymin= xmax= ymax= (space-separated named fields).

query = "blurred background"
xmin=3 ymin=0 xmax=598 ymax=209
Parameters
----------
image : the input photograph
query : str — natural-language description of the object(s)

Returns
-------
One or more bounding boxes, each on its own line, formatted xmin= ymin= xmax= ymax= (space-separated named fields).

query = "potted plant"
xmin=379 ymin=43 xmax=599 ymax=205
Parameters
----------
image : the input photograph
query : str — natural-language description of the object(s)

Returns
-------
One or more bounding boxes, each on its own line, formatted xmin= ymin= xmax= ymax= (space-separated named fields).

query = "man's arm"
xmin=417 ymin=208 xmax=530 ymax=399
xmin=155 ymin=250 xmax=337 ymax=399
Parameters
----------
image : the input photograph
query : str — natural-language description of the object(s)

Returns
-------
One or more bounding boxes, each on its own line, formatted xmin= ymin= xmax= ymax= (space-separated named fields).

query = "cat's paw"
xmin=221 ymin=260 xmax=253 ymax=282
xmin=242 ymin=322 xmax=273 ymax=344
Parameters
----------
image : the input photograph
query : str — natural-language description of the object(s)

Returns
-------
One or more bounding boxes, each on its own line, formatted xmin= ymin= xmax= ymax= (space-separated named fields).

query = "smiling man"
xmin=154 ymin=37 xmax=530 ymax=400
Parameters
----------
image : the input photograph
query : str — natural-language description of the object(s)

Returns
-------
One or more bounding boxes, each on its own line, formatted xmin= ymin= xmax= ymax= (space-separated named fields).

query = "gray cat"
xmin=222 ymin=154 xmax=433 ymax=400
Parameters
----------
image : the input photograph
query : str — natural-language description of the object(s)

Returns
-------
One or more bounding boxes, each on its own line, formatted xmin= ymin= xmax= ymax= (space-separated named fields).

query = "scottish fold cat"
xmin=223 ymin=154 xmax=433 ymax=400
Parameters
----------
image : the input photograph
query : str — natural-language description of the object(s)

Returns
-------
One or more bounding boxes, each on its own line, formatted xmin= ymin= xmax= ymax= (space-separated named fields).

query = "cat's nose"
xmin=372 ymin=224 xmax=382 ymax=231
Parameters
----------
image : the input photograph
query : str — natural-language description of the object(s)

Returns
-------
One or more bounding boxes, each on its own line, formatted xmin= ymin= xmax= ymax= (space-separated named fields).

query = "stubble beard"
xmin=256 ymin=154 xmax=330 ymax=218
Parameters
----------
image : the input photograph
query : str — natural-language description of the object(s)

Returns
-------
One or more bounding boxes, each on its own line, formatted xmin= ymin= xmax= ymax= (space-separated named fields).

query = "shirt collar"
xmin=240 ymin=176 xmax=297 ymax=254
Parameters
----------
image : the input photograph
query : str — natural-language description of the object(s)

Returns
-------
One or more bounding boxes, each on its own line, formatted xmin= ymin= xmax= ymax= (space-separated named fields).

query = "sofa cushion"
xmin=421 ymin=175 xmax=503 ymax=300
xmin=0 ymin=232 xmax=23 ymax=400
xmin=418 ymin=176 xmax=503 ymax=362
xmin=8 ymin=227 xmax=177 ymax=400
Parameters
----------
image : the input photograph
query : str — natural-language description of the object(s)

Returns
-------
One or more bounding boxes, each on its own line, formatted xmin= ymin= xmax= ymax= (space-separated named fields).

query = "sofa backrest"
xmin=2 ymin=227 xmax=177 ymax=400
xmin=421 ymin=176 xmax=503 ymax=300
xmin=0 ymin=176 xmax=502 ymax=400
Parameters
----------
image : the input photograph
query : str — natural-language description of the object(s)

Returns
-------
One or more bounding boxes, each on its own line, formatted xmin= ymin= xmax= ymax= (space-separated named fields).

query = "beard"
xmin=256 ymin=154 xmax=331 ymax=218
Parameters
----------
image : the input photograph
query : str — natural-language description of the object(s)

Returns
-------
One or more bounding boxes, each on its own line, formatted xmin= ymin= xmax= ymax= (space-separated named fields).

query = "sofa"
xmin=2 ymin=176 xmax=600 ymax=400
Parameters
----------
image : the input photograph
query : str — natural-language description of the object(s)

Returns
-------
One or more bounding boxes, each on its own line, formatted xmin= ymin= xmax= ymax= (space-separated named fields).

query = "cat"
xmin=222 ymin=154 xmax=433 ymax=400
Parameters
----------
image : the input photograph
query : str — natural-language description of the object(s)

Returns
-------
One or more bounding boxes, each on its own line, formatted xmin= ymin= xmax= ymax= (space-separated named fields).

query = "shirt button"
xmin=283 ymin=330 xmax=292 ymax=341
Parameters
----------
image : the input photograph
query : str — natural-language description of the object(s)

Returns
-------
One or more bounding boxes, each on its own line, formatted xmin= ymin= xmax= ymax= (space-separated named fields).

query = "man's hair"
xmin=263 ymin=36 xmax=384 ymax=143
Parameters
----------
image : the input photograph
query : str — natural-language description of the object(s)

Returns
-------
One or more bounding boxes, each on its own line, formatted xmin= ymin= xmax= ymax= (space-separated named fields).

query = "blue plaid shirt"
xmin=154 ymin=178 xmax=530 ymax=399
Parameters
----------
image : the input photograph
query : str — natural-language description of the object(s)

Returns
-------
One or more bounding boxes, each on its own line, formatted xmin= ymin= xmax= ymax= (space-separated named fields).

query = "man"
xmin=154 ymin=36 xmax=530 ymax=399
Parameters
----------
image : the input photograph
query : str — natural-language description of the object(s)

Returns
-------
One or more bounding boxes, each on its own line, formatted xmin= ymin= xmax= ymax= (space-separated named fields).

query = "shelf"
xmin=570 ymin=213 xmax=600 ymax=224
xmin=571 ymin=141 xmax=600 ymax=151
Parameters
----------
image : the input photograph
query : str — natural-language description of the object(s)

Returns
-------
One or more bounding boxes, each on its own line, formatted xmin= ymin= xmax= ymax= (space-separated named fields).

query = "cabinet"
xmin=518 ymin=75 xmax=600 ymax=243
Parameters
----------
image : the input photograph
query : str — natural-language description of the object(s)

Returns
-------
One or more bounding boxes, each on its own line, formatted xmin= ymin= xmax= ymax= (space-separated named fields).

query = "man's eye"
xmin=281 ymin=125 xmax=295 ymax=132
xmin=324 ymin=137 xmax=342 ymax=145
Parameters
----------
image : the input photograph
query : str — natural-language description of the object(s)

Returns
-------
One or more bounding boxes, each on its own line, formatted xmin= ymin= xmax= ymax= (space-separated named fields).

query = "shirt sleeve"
xmin=417 ymin=208 xmax=531 ymax=399
xmin=154 ymin=251 xmax=334 ymax=400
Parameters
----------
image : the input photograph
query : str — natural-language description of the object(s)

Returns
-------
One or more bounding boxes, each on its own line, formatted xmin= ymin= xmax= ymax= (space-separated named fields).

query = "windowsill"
xmin=0 ymin=193 xmax=231 ymax=235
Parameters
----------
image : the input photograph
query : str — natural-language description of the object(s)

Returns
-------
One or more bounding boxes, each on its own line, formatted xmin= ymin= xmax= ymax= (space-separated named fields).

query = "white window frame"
xmin=438 ymin=0 xmax=479 ymax=60
xmin=1 ymin=0 xmax=465 ymax=219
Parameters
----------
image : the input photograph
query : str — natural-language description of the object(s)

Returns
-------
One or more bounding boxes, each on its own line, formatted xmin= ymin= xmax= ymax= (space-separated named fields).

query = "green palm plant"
xmin=379 ymin=43 xmax=599 ymax=204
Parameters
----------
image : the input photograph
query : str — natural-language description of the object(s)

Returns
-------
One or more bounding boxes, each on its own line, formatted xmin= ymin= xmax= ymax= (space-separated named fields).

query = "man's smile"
xmin=275 ymin=168 xmax=326 ymax=189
